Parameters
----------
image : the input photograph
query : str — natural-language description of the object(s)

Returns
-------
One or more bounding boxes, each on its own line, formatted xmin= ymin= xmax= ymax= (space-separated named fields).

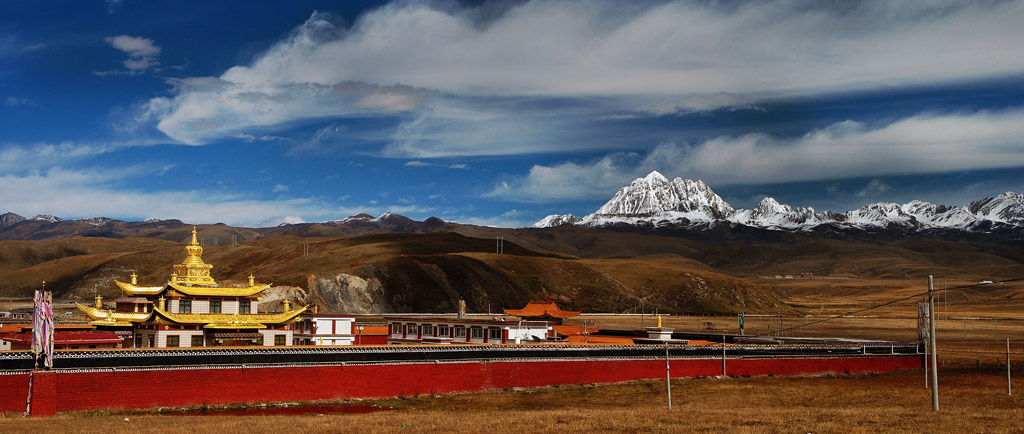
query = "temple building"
xmin=76 ymin=228 xmax=306 ymax=348
xmin=503 ymin=301 xmax=580 ymax=325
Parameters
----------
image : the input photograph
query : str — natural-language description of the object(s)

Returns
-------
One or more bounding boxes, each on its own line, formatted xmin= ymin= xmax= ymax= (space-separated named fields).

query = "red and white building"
xmin=386 ymin=317 xmax=554 ymax=345
xmin=292 ymin=313 xmax=357 ymax=346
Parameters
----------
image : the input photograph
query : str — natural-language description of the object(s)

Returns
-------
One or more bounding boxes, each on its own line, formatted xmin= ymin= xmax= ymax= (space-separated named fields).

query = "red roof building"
xmin=503 ymin=301 xmax=581 ymax=324
xmin=0 ymin=331 xmax=122 ymax=351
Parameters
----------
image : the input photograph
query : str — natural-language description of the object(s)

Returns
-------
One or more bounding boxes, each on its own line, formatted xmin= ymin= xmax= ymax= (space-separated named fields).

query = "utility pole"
xmin=722 ymin=333 xmax=727 ymax=377
xmin=1008 ymin=338 xmax=1013 ymax=396
xmin=665 ymin=343 xmax=672 ymax=409
xmin=929 ymin=275 xmax=939 ymax=411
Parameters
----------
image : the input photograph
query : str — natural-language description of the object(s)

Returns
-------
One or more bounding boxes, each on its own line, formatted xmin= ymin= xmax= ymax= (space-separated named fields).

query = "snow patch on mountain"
xmin=532 ymin=214 xmax=582 ymax=228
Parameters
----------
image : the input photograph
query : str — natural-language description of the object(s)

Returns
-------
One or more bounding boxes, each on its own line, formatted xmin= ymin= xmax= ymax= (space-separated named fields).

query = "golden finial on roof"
xmin=248 ymin=274 xmax=255 ymax=287
xmin=95 ymin=294 xmax=103 ymax=309
xmin=130 ymin=272 xmax=137 ymax=285
xmin=172 ymin=227 xmax=216 ymax=285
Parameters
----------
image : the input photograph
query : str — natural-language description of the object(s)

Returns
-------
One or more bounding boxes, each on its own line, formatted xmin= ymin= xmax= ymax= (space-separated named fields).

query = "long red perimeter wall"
xmin=1 ymin=355 xmax=921 ymax=416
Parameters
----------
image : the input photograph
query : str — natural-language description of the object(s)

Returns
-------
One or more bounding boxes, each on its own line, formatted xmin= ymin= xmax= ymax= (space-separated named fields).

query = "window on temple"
xmin=179 ymin=300 xmax=191 ymax=314
xmin=471 ymin=328 xmax=483 ymax=339
xmin=210 ymin=300 xmax=221 ymax=313
xmin=439 ymin=326 xmax=449 ymax=337
xmin=454 ymin=327 xmax=466 ymax=338
xmin=489 ymin=328 xmax=501 ymax=340
xmin=191 ymin=335 xmax=203 ymax=347
xmin=167 ymin=335 xmax=179 ymax=347
xmin=423 ymin=325 xmax=434 ymax=336
xmin=391 ymin=324 xmax=402 ymax=334
xmin=239 ymin=300 xmax=251 ymax=314
xmin=274 ymin=335 xmax=285 ymax=346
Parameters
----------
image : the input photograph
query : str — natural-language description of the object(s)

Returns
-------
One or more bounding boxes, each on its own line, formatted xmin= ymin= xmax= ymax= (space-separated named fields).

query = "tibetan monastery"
xmin=77 ymin=228 xmax=306 ymax=348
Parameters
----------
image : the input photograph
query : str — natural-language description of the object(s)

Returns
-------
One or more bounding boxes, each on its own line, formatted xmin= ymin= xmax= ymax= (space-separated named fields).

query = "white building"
xmin=293 ymin=313 xmax=357 ymax=346
xmin=386 ymin=317 xmax=554 ymax=345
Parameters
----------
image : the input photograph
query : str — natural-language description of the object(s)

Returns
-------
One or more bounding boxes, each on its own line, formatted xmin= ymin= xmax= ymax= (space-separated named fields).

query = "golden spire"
xmin=172 ymin=227 xmax=217 ymax=285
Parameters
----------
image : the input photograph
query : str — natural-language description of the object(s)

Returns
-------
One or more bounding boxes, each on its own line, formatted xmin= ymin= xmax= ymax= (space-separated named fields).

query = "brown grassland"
xmin=4 ymin=277 xmax=1024 ymax=433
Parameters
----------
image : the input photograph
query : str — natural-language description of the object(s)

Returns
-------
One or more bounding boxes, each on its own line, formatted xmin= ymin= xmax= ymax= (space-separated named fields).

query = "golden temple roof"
xmin=76 ymin=303 xmax=153 ymax=324
xmin=150 ymin=306 xmax=307 ymax=326
xmin=167 ymin=282 xmax=271 ymax=297
xmin=114 ymin=280 xmax=164 ymax=296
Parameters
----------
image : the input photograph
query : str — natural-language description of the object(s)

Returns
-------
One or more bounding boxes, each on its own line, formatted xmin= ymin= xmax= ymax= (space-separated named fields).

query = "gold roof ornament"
xmin=172 ymin=227 xmax=217 ymax=285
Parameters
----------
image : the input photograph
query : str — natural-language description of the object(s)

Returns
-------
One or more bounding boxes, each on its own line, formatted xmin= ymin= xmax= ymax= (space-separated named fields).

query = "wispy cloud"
xmin=488 ymin=108 xmax=1024 ymax=202
xmin=0 ymin=142 xmax=115 ymax=173
xmin=4 ymin=96 xmax=33 ymax=107
xmin=98 ymin=35 xmax=160 ymax=75
xmin=143 ymin=1 xmax=1024 ymax=150
xmin=0 ymin=167 xmax=335 ymax=227
xmin=404 ymin=160 xmax=469 ymax=169
xmin=230 ymin=132 xmax=292 ymax=143
xmin=272 ymin=184 xmax=289 ymax=193
xmin=857 ymin=179 xmax=892 ymax=198
xmin=632 ymin=93 xmax=764 ymax=117
xmin=448 ymin=209 xmax=534 ymax=228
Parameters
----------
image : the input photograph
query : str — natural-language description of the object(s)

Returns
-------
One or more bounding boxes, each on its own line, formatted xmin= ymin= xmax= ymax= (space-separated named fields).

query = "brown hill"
xmin=0 ymin=232 xmax=782 ymax=314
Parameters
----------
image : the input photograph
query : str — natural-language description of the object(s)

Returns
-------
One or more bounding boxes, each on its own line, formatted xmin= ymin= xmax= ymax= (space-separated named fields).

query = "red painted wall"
xmin=0 ymin=355 xmax=921 ymax=415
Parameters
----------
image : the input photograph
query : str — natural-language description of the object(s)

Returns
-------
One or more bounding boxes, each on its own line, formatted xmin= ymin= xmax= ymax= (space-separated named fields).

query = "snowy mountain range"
xmin=533 ymin=171 xmax=1024 ymax=233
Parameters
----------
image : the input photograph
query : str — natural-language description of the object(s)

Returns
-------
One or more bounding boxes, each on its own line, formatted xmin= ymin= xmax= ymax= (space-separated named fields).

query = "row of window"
xmin=161 ymin=334 xmax=286 ymax=347
xmin=176 ymin=299 xmax=251 ymax=314
xmin=393 ymin=324 xmax=500 ymax=340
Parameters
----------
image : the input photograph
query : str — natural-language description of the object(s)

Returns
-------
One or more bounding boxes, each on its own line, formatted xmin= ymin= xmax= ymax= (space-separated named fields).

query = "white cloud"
xmin=272 ymin=184 xmax=289 ymax=193
xmin=230 ymin=132 xmax=292 ymax=143
xmin=857 ymin=179 xmax=891 ymax=197
xmin=4 ymin=96 xmax=33 ymax=107
xmin=0 ymin=142 xmax=115 ymax=173
xmin=0 ymin=167 xmax=335 ymax=227
xmin=101 ymin=35 xmax=160 ymax=74
xmin=404 ymin=160 xmax=470 ymax=169
xmin=105 ymin=0 xmax=123 ymax=14
xmin=23 ymin=43 xmax=45 ymax=51
xmin=633 ymin=93 xmax=764 ymax=116
xmin=146 ymin=2 xmax=1024 ymax=148
xmin=257 ymin=215 xmax=305 ymax=227
xmin=489 ymin=108 xmax=1024 ymax=202
xmin=448 ymin=209 xmax=534 ymax=228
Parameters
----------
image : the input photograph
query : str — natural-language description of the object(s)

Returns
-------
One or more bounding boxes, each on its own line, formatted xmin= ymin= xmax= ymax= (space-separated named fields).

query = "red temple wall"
xmin=1 ymin=355 xmax=921 ymax=416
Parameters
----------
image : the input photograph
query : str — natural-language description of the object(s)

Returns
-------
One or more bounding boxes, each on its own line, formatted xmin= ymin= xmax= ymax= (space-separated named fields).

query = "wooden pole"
xmin=924 ymin=338 xmax=929 ymax=389
xmin=722 ymin=334 xmax=727 ymax=377
xmin=665 ymin=343 xmax=672 ymax=409
xmin=929 ymin=275 xmax=939 ymax=411
xmin=1008 ymin=338 xmax=1012 ymax=396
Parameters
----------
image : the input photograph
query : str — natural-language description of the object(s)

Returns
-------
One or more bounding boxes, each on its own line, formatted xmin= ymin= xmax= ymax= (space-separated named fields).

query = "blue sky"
xmin=2 ymin=0 xmax=1024 ymax=227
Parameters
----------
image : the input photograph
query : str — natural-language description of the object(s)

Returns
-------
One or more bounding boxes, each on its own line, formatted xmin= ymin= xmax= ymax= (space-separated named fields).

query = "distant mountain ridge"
xmin=0 ymin=210 xmax=454 ymax=242
xmin=534 ymin=171 xmax=1024 ymax=234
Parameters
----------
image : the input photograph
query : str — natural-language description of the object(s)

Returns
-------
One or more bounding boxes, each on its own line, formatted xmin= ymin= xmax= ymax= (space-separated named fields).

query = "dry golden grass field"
xmin=4 ymin=277 xmax=1024 ymax=433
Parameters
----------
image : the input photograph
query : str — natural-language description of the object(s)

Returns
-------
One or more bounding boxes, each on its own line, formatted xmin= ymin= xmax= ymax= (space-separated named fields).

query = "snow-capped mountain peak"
xmin=967 ymin=191 xmax=1024 ymax=225
xmin=581 ymin=172 xmax=734 ymax=227
xmin=531 ymin=173 xmax=1024 ymax=234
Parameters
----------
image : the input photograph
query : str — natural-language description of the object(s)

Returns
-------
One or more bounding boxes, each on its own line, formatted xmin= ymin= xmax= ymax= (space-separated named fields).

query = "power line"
xmin=772 ymin=277 xmax=1024 ymax=335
